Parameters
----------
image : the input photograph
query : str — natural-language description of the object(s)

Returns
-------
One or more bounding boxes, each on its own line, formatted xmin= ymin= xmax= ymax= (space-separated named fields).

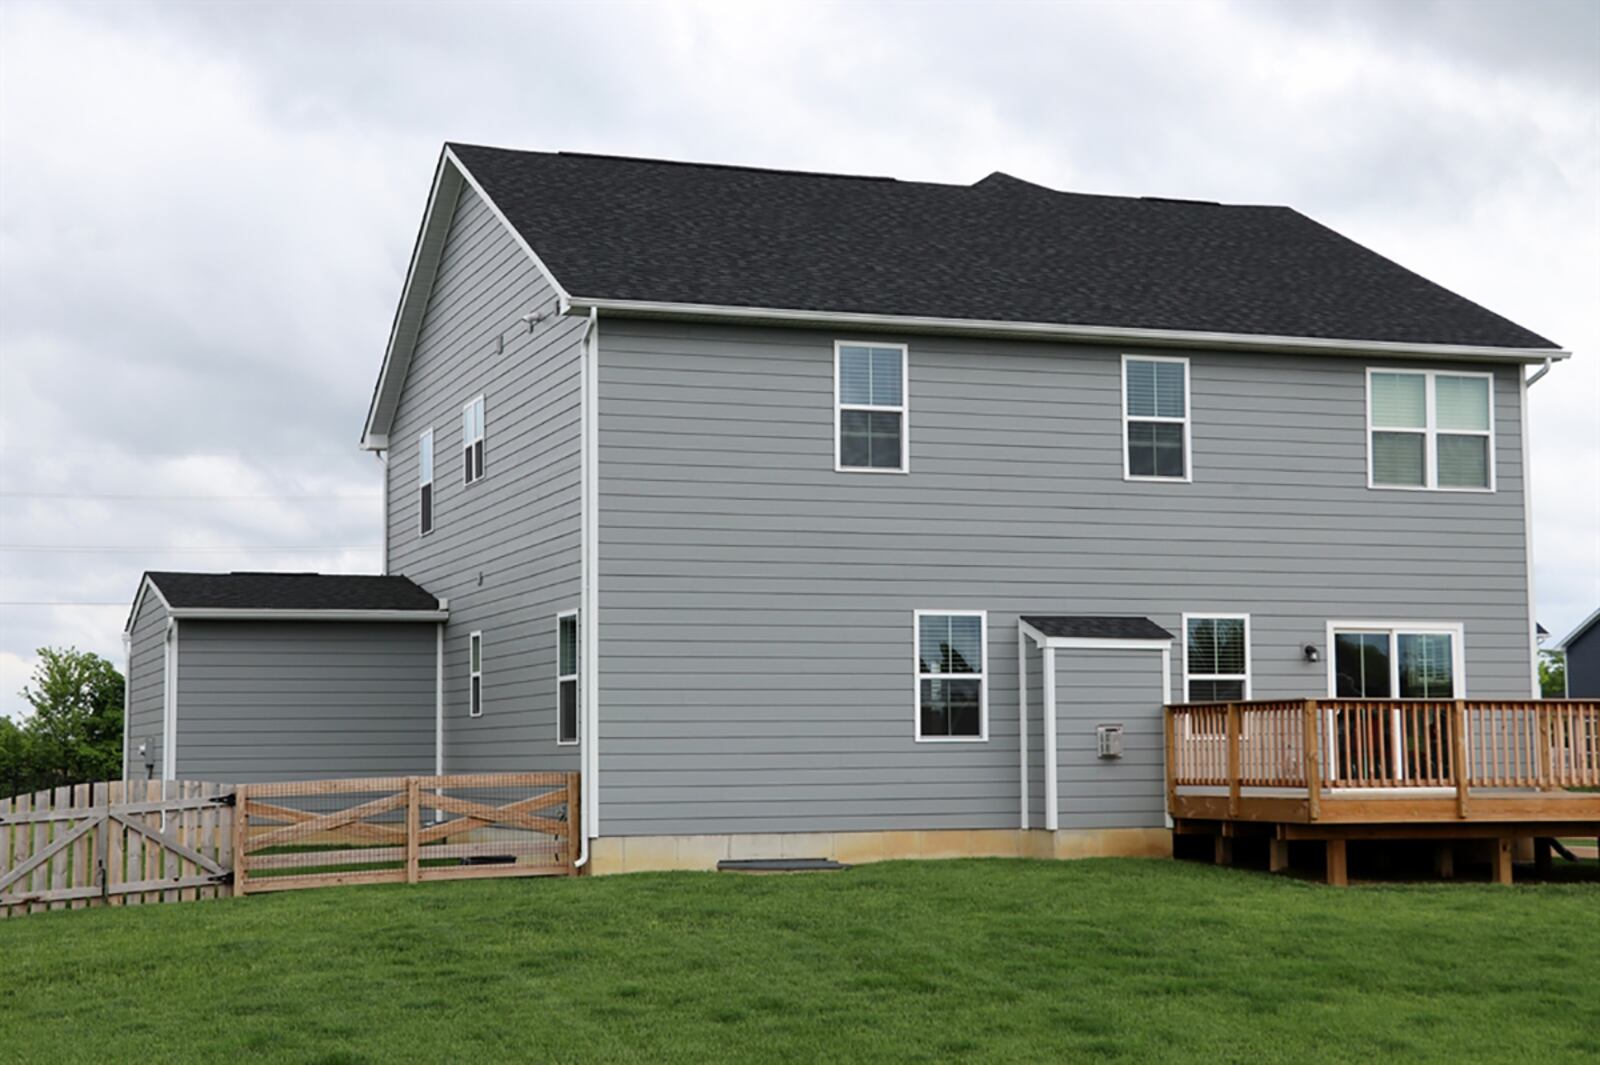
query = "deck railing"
xmin=1168 ymin=699 xmax=1600 ymax=814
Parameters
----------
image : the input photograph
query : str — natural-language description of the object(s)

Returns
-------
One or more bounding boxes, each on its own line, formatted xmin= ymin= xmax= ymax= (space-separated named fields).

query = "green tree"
xmin=1539 ymin=649 xmax=1567 ymax=699
xmin=0 ymin=715 xmax=32 ymax=798
xmin=16 ymin=647 xmax=125 ymax=789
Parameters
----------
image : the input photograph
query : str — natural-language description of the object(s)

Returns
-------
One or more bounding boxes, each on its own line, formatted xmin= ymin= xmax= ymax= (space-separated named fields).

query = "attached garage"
xmin=123 ymin=572 xmax=448 ymax=784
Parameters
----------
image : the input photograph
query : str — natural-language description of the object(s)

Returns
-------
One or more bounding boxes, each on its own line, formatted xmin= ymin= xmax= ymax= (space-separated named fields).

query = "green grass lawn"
xmin=3 ymin=859 xmax=1597 ymax=1064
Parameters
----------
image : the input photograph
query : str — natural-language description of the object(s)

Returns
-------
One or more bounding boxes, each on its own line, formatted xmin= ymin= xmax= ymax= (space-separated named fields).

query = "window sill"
xmin=1123 ymin=474 xmax=1191 ymax=484
xmin=835 ymin=466 xmax=910 ymax=475
xmin=1366 ymin=482 xmax=1494 ymax=494
xmin=914 ymin=735 xmax=988 ymax=744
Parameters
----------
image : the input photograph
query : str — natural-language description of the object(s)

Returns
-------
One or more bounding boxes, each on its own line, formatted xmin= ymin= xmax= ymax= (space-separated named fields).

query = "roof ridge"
xmin=450 ymin=143 xmax=902 ymax=184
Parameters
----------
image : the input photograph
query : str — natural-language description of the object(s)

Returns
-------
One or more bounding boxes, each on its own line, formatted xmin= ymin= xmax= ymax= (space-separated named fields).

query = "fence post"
xmin=565 ymin=772 xmax=581 ymax=875
xmin=1303 ymin=699 xmax=1322 ymax=821
xmin=231 ymin=785 xmax=249 ymax=897
xmin=1452 ymin=700 xmax=1470 ymax=818
xmin=405 ymin=778 xmax=421 ymax=885
xmin=1226 ymin=703 xmax=1241 ymax=818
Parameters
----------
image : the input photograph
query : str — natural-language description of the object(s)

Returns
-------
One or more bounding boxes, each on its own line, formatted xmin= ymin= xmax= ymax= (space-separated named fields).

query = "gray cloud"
xmin=1 ymin=0 xmax=1595 ymax=714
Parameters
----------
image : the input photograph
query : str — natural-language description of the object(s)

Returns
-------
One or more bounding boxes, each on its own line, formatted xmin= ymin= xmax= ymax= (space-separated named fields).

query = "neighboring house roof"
xmin=1556 ymin=608 xmax=1600 ymax=651
xmin=127 ymin=572 xmax=446 ymax=630
xmin=1021 ymin=616 xmax=1175 ymax=641
xmin=362 ymin=143 xmax=1566 ymax=448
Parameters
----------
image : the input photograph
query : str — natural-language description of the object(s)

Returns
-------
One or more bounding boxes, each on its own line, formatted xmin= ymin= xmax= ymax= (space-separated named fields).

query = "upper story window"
xmin=469 ymin=631 xmax=484 ymax=717
xmin=418 ymin=428 xmax=434 ymax=536
xmin=462 ymin=395 xmax=486 ymax=485
xmin=835 ymin=342 xmax=908 ymax=473
xmin=915 ymin=610 xmax=986 ymax=741
xmin=1368 ymin=370 xmax=1493 ymax=491
xmin=1184 ymin=614 xmax=1250 ymax=701
xmin=1330 ymin=623 xmax=1462 ymax=699
xmin=557 ymin=612 xmax=579 ymax=746
xmin=1122 ymin=355 xmax=1190 ymax=481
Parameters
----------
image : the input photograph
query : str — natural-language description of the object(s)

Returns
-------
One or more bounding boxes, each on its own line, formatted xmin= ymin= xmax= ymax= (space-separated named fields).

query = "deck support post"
xmin=1534 ymin=838 xmax=1552 ymax=876
xmin=1451 ymin=699 xmax=1470 ymax=818
xmin=1268 ymin=838 xmax=1290 ymax=873
xmin=1214 ymin=835 xmax=1232 ymax=866
xmin=1491 ymin=838 xmax=1514 ymax=885
xmin=1324 ymin=838 xmax=1347 ymax=886
xmin=1434 ymin=844 xmax=1454 ymax=879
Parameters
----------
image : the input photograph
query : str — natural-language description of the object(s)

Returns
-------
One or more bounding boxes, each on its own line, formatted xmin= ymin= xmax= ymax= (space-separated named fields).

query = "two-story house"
xmin=123 ymin=144 xmax=1570 ymax=874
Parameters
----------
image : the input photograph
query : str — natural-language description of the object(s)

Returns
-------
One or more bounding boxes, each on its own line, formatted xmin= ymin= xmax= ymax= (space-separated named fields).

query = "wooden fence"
xmin=2 ymin=772 xmax=582 ymax=918
xmin=1 ymin=781 xmax=234 ymax=918
xmin=235 ymin=773 xmax=580 ymax=895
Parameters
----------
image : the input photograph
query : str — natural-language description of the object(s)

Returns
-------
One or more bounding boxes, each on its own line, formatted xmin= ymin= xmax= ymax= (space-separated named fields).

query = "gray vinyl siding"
xmin=174 ymin=621 xmax=437 ymax=783
xmin=596 ymin=318 xmax=1534 ymax=837
xmin=1054 ymin=648 xmax=1167 ymax=830
xmin=383 ymin=185 xmax=584 ymax=773
xmin=123 ymin=591 xmax=167 ymax=780
xmin=1566 ymin=623 xmax=1600 ymax=698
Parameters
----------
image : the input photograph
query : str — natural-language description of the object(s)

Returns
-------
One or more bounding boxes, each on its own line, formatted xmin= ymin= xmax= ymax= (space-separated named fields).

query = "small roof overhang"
xmin=126 ymin=572 xmax=448 ymax=632
xmin=1019 ymin=615 xmax=1174 ymax=650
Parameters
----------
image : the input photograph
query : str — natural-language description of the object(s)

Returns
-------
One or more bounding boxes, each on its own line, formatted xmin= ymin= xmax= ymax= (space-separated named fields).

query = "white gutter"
xmin=575 ymin=306 xmax=600 ymax=868
xmin=563 ymin=296 xmax=1571 ymax=366
xmin=1526 ymin=356 xmax=1554 ymax=387
xmin=164 ymin=608 xmax=449 ymax=623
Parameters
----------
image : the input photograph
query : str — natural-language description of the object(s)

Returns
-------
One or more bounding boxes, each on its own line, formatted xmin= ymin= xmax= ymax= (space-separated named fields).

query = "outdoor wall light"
xmin=1302 ymin=644 xmax=1321 ymax=664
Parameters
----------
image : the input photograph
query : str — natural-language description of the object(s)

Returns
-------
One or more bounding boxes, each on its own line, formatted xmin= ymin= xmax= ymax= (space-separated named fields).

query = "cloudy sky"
xmin=1 ymin=0 xmax=1596 ymax=717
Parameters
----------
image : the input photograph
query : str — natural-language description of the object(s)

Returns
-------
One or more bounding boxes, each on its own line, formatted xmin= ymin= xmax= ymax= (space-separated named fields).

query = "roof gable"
xmin=132 ymin=572 xmax=443 ymax=623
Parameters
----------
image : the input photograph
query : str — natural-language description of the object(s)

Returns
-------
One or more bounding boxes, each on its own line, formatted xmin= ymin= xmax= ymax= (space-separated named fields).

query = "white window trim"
xmin=1365 ymin=367 xmax=1495 ymax=493
xmin=913 ymin=609 xmax=988 ymax=743
xmin=1121 ymin=353 xmax=1193 ymax=483
xmin=1180 ymin=612 xmax=1252 ymax=701
xmin=834 ymin=340 xmax=910 ymax=474
xmin=556 ymin=610 xmax=579 ymax=746
xmin=468 ymin=630 xmax=484 ymax=717
xmin=462 ymin=394 xmax=486 ymax=485
xmin=418 ymin=426 xmax=434 ymax=537
xmin=1324 ymin=620 xmax=1467 ymax=699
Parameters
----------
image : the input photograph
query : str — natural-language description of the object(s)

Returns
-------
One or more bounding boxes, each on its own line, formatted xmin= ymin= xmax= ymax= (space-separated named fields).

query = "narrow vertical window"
xmin=836 ymin=342 xmax=908 ymax=472
xmin=915 ymin=610 xmax=986 ymax=740
xmin=417 ymin=428 xmax=434 ymax=536
xmin=1123 ymin=355 xmax=1190 ymax=480
xmin=469 ymin=631 xmax=483 ymax=717
xmin=1368 ymin=369 xmax=1492 ymax=490
xmin=462 ymin=395 xmax=485 ymax=484
xmin=557 ymin=612 xmax=579 ymax=745
xmin=1184 ymin=615 xmax=1250 ymax=701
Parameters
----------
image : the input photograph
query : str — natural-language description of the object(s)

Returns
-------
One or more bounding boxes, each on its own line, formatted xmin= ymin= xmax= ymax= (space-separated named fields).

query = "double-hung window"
xmin=462 ymin=395 xmax=485 ymax=484
xmin=1330 ymin=623 xmax=1461 ymax=699
xmin=1122 ymin=355 xmax=1190 ymax=480
xmin=417 ymin=428 xmax=434 ymax=536
xmin=1183 ymin=614 xmax=1250 ymax=702
xmin=836 ymin=342 xmax=908 ymax=472
xmin=1368 ymin=369 xmax=1493 ymax=490
xmin=557 ymin=612 xmax=579 ymax=745
xmin=915 ymin=610 xmax=986 ymax=740
xmin=468 ymin=631 xmax=484 ymax=717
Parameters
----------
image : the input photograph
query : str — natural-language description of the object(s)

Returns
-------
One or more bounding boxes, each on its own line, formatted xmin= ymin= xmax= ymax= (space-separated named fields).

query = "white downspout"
xmin=1017 ymin=624 xmax=1029 ymax=830
xmin=162 ymin=619 xmax=178 ymax=781
xmin=1043 ymin=646 xmax=1058 ymax=832
xmin=377 ymin=450 xmax=390 ymax=575
xmin=575 ymin=306 xmax=600 ymax=868
xmin=435 ymin=618 xmax=445 ymax=776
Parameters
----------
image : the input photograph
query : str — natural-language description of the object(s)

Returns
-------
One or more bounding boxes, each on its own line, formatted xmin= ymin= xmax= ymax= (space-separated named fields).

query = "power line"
xmin=0 ymin=602 xmax=127 ymax=607
xmin=0 ymin=545 xmax=380 ymax=554
xmin=0 ymin=491 xmax=378 ymax=502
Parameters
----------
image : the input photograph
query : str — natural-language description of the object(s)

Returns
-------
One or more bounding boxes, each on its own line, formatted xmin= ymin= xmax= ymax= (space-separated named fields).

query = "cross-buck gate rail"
xmin=0 ymin=780 xmax=234 ymax=918
xmin=234 ymin=772 xmax=581 ymax=894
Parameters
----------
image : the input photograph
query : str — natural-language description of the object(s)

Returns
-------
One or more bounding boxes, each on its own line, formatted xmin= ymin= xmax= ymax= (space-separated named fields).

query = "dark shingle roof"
xmin=447 ymin=144 xmax=1557 ymax=350
xmin=1023 ymin=616 xmax=1174 ymax=641
xmin=144 ymin=572 xmax=440 ymax=612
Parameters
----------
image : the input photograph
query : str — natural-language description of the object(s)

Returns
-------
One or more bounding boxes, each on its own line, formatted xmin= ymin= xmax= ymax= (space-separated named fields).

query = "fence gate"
xmin=1 ymin=781 xmax=234 ymax=918
xmin=235 ymin=773 xmax=580 ymax=894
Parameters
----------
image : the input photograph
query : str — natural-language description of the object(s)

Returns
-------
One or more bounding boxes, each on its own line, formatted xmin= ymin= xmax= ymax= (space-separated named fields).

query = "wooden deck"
xmin=1165 ymin=699 xmax=1600 ymax=884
